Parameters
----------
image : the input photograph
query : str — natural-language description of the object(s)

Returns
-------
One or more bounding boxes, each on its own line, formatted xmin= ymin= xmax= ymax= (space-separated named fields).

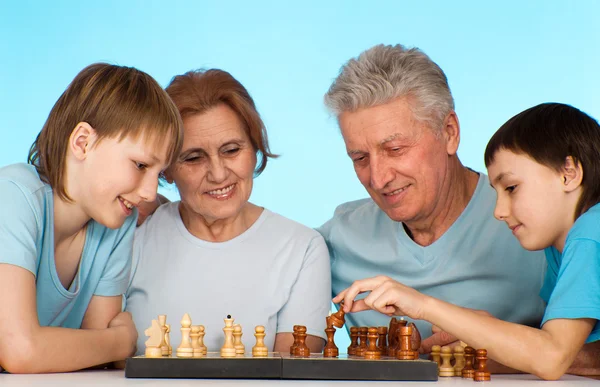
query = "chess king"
xmin=317 ymin=43 xmax=546 ymax=350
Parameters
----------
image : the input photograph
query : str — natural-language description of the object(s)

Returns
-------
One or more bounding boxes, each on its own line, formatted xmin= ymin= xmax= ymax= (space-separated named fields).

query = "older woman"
xmin=125 ymin=69 xmax=330 ymax=355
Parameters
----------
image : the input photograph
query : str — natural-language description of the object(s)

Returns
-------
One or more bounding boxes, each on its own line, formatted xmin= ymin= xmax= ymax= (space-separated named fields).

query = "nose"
xmin=493 ymin=194 xmax=509 ymax=221
xmin=369 ymin=156 xmax=393 ymax=191
xmin=207 ymin=156 xmax=227 ymax=183
xmin=138 ymin=173 xmax=159 ymax=203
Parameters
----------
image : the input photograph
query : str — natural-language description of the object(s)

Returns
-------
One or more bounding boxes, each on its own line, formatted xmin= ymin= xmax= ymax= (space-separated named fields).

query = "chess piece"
xmin=396 ymin=325 xmax=415 ymax=360
xmin=323 ymin=317 xmax=339 ymax=357
xmin=355 ymin=327 xmax=368 ymax=357
xmin=329 ymin=304 xmax=346 ymax=328
xmin=290 ymin=325 xmax=299 ymax=355
xmin=438 ymin=346 xmax=455 ymax=377
xmin=430 ymin=345 xmax=442 ymax=368
xmin=293 ymin=326 xmax=310 ymax=357
xmin=473 ymin=349 xmax=491 ymax=382
xmin=408 ymin=322 xmax=421 ymax=359
xmin=364 ymin=327 xmax=382 ymax=360
xmin=377 ymin=326 xmax=387 ymax=355
xmin=144 ymin=319 xmax=163 ymax=358
xmin=165 ymin=324 xmax=172 ymax=355
xmin=220 ymin=315 xmax=237 ymax=358
xmin=191 ymin=325 xmax=204 ymax=358
xmin=176 ymin=313 xmax=194 ymax=358
xmin=198 ymin=325 xmax=207 ymax=355
xmin=233 ymin=324 xmax=245 ymax=356
xmin=453 ymin=345 xmax=465 ymax=376
xmin=462 ymin=346 xmax=476 ymax=379
xmin=387 ymin=318 xmax=397 ymax=356
xmin=252 ymin=325 xmax=268 ymax=357
xmin=158 ymin=315 xmax=169 ymax=356
xmin=347 ymin=326 xmax=359 ymax=355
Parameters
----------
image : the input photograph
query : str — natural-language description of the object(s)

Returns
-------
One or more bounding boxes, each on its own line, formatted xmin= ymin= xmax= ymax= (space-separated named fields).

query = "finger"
xmin=339 ymin=276 xmax=392 ymax=312
xmin=419 ymin=331 xmax=459 ymax=353
xmin=362 ymin=280 xmax=399 ymax=314
xmin=431 ymin=325 xmax=442 ymax=334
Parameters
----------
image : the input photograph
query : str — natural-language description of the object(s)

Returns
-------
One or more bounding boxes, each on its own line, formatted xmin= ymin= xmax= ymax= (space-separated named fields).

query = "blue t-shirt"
xmin=0 ymin=163 xmax=135 ymax=328
xmin=318 ymin=172 xmax=547 ymax=339
xmin=541 ymin=203 xmax=600 ymax=343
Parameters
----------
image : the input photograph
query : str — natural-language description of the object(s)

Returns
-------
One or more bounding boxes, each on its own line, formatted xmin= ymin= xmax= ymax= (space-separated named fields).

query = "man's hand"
xmin=420 ymin=309 xmax=494 ymax=353
xmin=108 ymin=311 xmax=138 ymax=358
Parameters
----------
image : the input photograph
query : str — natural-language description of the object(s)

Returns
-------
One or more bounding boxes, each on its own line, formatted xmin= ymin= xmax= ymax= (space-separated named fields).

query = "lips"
xmin=205 ymin=183 xmax=236 ymax=200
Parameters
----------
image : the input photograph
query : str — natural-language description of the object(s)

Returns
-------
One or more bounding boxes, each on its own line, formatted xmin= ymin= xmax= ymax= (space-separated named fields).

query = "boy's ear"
xmin=69 ymin=122 xmax=96 ymax=160
xmin=562 ymin=156 xmax=583 ymax=192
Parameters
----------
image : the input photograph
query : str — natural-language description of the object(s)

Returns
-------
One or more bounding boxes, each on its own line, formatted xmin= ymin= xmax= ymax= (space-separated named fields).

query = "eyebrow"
xmin=347 ymin=133 xmax=407 ymax=156
xmin=492 ymin=172 xmax=514 ymax=185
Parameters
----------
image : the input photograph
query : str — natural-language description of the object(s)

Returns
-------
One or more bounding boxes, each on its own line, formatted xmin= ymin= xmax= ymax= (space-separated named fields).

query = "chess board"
xmin=125 ymin=352 xmax=438 ymax=381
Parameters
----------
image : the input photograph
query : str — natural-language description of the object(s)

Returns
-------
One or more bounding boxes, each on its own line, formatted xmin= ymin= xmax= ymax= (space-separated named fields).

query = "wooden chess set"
xmin=125 ymin=307 xmax=491 ymax=381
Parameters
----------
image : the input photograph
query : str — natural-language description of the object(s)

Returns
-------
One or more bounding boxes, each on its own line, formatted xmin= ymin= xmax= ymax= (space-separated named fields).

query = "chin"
xmin=94 ymin=214 xmax=126 ymax=230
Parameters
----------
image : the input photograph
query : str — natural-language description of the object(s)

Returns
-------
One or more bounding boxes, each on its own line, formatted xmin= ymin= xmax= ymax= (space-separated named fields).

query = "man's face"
xmin=339 ymin=97 xmax=457 ymax=224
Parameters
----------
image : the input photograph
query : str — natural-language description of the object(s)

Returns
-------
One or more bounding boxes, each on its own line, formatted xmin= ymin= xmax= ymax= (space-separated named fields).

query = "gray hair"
xmin=324 ymin=44 xmax=455 ymax=130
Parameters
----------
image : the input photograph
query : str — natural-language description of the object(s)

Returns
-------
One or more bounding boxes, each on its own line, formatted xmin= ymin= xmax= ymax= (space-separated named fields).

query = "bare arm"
xmin=0 ymin=264 xmax=136 ymax=374
xmin=274 ymin=332 xmax=325 ymax=353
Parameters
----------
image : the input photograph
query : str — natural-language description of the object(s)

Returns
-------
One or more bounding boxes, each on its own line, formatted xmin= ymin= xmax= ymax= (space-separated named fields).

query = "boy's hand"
xmin=332 ymin=275 xmax=429 ymax=320
xmin=108 ymin=311 xmax=138 ymax=357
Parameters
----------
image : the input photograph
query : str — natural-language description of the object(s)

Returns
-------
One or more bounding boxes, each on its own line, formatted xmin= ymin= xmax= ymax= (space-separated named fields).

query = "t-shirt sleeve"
xmin=277 ymin=235 xmax=332 ymax=340
xmin=94 ymin=212 xmax=137 ymax=297
xmin=539 ymin=247 xmax=560 ymax=304
xmin=0 ymin=180 xmax=39 ymax=275
xmin=542 ymin=238 xmax=600 ymax=326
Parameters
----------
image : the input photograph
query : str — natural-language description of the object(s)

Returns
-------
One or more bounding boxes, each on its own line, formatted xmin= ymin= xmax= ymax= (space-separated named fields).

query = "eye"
xmin=505 ymin=185 xmax=517 ymax=193
xmin=223 ymin=147 xmax=240 ymax=155
xmin=134 ymin=161 xmax=148 ymax=170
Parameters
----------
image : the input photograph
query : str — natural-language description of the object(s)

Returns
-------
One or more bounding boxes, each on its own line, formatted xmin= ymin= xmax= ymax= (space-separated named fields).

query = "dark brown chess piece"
xmin=473 ymin=349 xmax=491 ymax=382
xmin=364 ymin=327 xmax=382 ymax=360
xmin=408 ymin=322 xmax=421 ymax=359
xmin=347 ymin=326 xmax=359 ymax=356
xmin=290 ymin=325 xmax=299 ymax=355
xmin=293 ymin=326 xmax=310 ymax=357
xmin=377 ymin=326 xmax=387 ymax=355
xmin=388 ymin=318 xmax=407 ymax=357
xmin=329 ymin=304 xmax=346 ymax=328
xmin=323 ymin=317 xmax=339 ymax=357
xmin=355 ymin=327 xmax=368 ymax=357
xmin=462 ymin=346 xmax=476 ymax=379
xmin=396 ymin=325 xmax=415 ymax=360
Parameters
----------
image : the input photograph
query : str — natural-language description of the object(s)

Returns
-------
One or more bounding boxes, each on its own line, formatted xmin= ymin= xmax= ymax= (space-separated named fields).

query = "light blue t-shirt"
xmin=318 ymin=172 xmax=547 ymax=339
xmin=0 ymin=163 xmax=135 ymax=328
xmin=541 ymin=203 xmax=600 ymax=343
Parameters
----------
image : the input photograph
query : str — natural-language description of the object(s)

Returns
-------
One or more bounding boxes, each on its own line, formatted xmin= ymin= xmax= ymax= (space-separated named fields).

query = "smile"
xmin=119 ymin=196 xmax=135 ymax=210
xmin=384 ymin=184 xmax=410 ymax=196
xmin=205 ymin=184 xmax=236 ymax=199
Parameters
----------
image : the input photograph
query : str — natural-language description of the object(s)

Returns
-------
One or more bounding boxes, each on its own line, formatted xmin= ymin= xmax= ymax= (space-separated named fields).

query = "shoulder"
xmin=0 ymin=163 xmax=46 ymax=197
xmin=568 ymin=204 xmax=600 ymax=243
xmin=0 ymin=163 xmax=47 ymax=220
xmin=262 ymin=209 xmax=323 ymax=242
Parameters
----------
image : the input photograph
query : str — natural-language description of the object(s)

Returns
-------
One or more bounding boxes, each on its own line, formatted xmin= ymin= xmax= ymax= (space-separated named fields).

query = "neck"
xmin=179 ymin=202 xmax=263 ymax=242
xmin=404 ymin=158 xmax=479 ymax=247
xmin=53 ymin=192 xmax=90 ymax=245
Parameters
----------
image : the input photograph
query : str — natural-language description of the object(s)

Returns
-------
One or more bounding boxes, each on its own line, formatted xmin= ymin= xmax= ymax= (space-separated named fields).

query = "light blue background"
xmin=1 ymin=1 xmax=599 ymax=350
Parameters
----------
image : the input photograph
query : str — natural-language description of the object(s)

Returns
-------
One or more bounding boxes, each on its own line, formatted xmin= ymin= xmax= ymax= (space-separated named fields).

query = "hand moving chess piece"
xmin=221 ymin=315 xmax=237 ymax=358
xmin=176 ymin=313 xmax=194 ymax=358
xmin=144 ymin=319 xmax=163 ymax=358
xmin=364 ymin=327 xmax=382 ymax=360
xmin=252 ymin=325 xmax=268 ymax=357
xmin=474 ymin=349 xmax=491 ymax=381
xmin=293 ymin=326 xmax=310 ymax=357
xmin=461 ymin=346 xmax=476 ymax=378
xmin=233 ymin=324 xmax=245 ymax=356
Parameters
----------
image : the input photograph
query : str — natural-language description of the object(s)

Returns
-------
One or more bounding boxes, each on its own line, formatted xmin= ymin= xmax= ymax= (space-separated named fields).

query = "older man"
xmin=318 ymin=44 xmax=547 ymax=351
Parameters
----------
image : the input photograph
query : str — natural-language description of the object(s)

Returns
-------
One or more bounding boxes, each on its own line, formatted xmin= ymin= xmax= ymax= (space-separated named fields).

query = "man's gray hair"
xmin=324 ymin=44 xmax=455 ymax=130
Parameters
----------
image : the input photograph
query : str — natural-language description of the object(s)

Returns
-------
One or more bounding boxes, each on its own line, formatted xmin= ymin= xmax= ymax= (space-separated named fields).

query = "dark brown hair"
xmin=28 ymin=63 xmax=184 ymax=201
xmin=484 ymin=102 xmax=600 ymax=218
xmin=165 ymin=69 xmax=277 ymax=176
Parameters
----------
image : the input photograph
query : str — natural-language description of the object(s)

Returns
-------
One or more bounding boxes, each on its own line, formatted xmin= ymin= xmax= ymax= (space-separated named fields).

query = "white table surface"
xmin=1 ymin=370 xmax=599 ymax=386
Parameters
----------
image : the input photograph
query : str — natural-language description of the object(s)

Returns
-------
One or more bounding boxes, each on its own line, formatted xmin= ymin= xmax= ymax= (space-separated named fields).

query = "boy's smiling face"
xmin=487 ymin=149 xmax=578 ymax=252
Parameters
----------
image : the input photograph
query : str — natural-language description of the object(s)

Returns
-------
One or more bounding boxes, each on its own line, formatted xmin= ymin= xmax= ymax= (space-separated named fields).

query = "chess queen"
xmin=125 ymin=69 xmax=330 ymax=355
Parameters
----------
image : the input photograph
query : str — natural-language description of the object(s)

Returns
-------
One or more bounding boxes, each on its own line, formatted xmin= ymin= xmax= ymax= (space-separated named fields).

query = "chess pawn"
xmin=396 ymin=325 xmax=415 ymax=360
xmin=474 ymin=349 xmax=491 ymax=382
xmin=408 ymin=322 xmax=421 ymax=359
xmin=347 ymin=326 xmax=359 ymax=356
xmin=158 ymin=315 xmax=169 ymax=356
xmin=323 ymin=324 xmax=338 ymax=357
xmin=252 ymin=325 xmax=268 ymax=357
xmin=355 ymin=327 xmax=368 ymax=357
xmin=221 ymin=315 xmax=237 ymax=358
xmin=190 ymin=325 xmax=204 ymax=358
xmin=290 ymin=325 xmax=299 ymax=355
xmin=462 ymin=346 xmax=476 ymax=379
xmin=233 ymin=324 xmax=245 ymax=356
xmin=294 ymin=326 xmax=310 ymax=357
xmin=176 ymin=313 xmax=194 ymax=358
xmin=144 ymin=319 xmax=163 ymax=358
xmin=165 ymin=324 xmax=172 ymax=355
xmin=198 ymin=325 xmax=207 ymax=355
xmin=377 ymin=326 xmax=387 ymax=355
xmin=438 ymin=346 xmax=455 ymax=377
xmin=453 ymin=345 xmax=465 ymax=376
xmin=364 ymin=327 xmax=382 ymax=360
xmin=430 ymin=345 xmax=442 ymax=368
